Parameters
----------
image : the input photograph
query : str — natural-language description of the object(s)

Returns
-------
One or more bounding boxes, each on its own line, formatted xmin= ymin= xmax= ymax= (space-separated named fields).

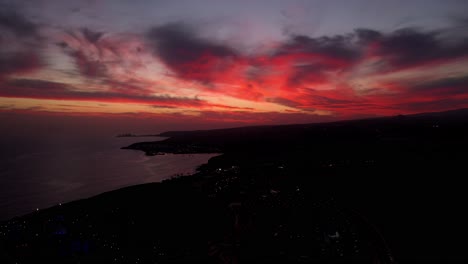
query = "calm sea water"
xmin=0 ymin=135 xmax=218 ymax=220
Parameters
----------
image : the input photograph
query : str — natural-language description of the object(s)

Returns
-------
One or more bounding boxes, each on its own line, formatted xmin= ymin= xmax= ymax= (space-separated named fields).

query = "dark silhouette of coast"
xmin=2 ymin=108 xmax=468 ymax=263
xmin=116 ymin=133 xmax=162 ymax=138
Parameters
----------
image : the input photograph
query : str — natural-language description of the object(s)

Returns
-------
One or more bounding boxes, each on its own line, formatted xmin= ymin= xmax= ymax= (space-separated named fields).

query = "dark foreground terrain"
xmin=2 ymin=109 xmax=468 ymax=263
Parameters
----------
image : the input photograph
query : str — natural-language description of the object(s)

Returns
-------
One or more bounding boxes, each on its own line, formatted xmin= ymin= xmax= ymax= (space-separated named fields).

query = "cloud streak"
xmin=0 ymin=78 xmax=257 ymax=110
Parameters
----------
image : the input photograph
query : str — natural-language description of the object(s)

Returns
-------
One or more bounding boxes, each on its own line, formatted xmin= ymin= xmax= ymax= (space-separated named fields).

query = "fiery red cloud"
xmin=1 ymin=9 xmax=468 ymax=124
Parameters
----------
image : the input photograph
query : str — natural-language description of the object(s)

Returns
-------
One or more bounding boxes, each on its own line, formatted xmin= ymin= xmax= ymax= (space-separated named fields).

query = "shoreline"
xmin=0 ymin=135 xmax=220 ymax=222
xmin=1 ymin=152 xmax=222 ymax=223
xmin=3 ymin=109 xmax=468 ymax=262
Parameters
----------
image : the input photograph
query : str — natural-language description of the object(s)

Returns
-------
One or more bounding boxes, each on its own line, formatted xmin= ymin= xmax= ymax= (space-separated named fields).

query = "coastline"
xmin=0 ymin=149 xmax=222 ymax=223
xmin=3 ymin=110 xmax=468 ymax=262
xmin=0 ymin=135 xmax=219 ymax=222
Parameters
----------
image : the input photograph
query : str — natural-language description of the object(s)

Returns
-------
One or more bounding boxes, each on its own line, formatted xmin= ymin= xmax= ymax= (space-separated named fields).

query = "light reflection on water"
xmin=0 ymin=135 xmax=219 ymax=220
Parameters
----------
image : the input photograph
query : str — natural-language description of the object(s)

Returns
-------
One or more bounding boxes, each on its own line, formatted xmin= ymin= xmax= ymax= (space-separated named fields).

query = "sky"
xmin=1 ymin=0 xmax=468 ymax=130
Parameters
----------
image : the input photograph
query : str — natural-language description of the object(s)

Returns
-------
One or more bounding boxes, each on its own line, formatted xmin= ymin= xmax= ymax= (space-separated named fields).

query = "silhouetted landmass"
xmin=2 ymin=108 xmax=468 ymax=263
xmin=116 ymin=133 xmax=161 ymax=137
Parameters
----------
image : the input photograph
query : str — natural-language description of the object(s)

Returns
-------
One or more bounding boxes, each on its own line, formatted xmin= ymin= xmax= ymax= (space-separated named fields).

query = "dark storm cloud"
xmin=354 ymin=28 xmax=382 ymax=43
xmin=415 ymin=75 xmax=468 ymax=90
xmin=0 ymin=9 xmax=38 ymax=37
xmin=146 ymin=22 xmax=237 ymax=82
xmin=271 ymin=31 xmax=376 ymax=89
xmin=0 ymin=7 xmax=43 ymax=79
xmin=147 ymin=22 xmax=236 ymax=63
xmin=276 ymin=26 xmax=468 ymax=73
xmin=411 ymin=75 xmax=468 ymax=96
xmin=277 ymin=34 xmax=361 ymax=62
xmin=376 ymin=28 xmax=468 ymax=69
xmin=0 ymin=52 xmax=41 ymax=78
xmin=81 ymin=28 xmax=104 ymax=44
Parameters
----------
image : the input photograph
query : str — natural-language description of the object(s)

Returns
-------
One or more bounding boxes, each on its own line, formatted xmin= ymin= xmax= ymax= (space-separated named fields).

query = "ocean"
xmin=0 ymin=134 xmax=218 ymax=220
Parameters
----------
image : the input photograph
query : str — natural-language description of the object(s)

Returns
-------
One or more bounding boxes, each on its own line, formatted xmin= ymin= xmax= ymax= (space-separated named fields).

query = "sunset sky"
xmin=1 ymin=0 xmax=468 ymax=127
